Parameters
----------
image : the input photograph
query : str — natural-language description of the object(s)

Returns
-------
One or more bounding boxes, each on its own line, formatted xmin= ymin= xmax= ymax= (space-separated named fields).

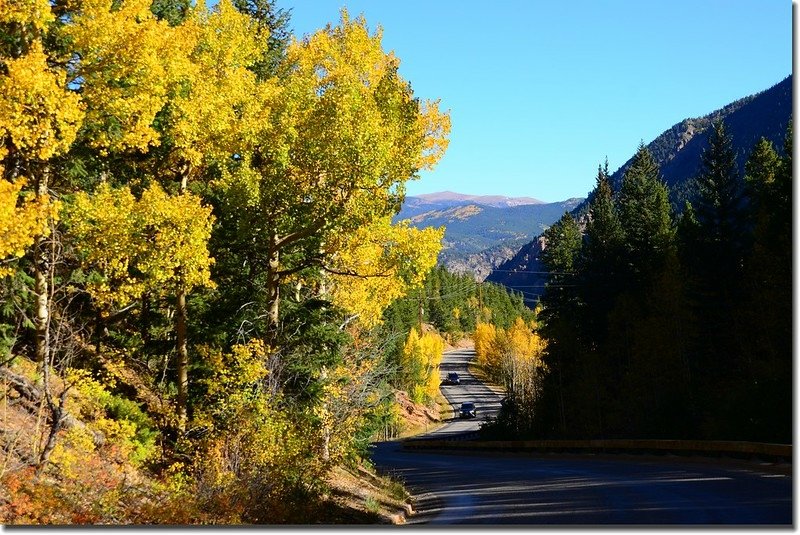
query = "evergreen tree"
xmin=583 ymin=159 xmax=623 ymax=268
xmin=744 ymin=137 xmax=780 ymax=203
xmin=150 ymin=0 xmax=192 ymax=25
xmin=231 ymin=0 xmax=292 ymax=78
xmin=693 ymin=119 xmax=747 ymax=272
xmin=541 ymin=212 xmax=582 ymax=276
xmin=580 ymin=160 xmax=624 ymax=342
xmin=617 ymin=143 xmax=673 ymax=280
xmin=734 ymin=122 xmax=792 ymax=442
xmin=774 ymin=118 xmax=792 ymax=250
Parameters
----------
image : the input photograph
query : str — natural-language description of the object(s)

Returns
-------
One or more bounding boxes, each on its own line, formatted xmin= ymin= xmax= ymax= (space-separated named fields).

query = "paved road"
xmin=371 ymin=349 xmax=793 ymax=525
xmin=429 ymin=347 xmax=503 ymax=437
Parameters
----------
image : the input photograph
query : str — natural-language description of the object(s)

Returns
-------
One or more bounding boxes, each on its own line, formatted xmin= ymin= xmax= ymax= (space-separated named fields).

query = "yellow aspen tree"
xmin=400 ymin=327 xmax=424 ymax=400
xmin=0 ymin=3 xmax=84 ymax=363
xmin=65 ymin=0 xmax=194 ymax=155
xmin=67 ymin=0 xmax=265 ymax=427
xmin=226 ymin=9 xmax=450 ymax=331
xmin=166 ymin=0 xmax=272 ymax=173
xmin=0 ymin=176 xmax=55 ymax=277
xmin=67 ymin=184 xmax=143 ymax=310
xmin=326 ymin=217 xmax=443 ymax=328
xmin=421 ymin=331 xmax=444 ymax=401
xmin=155 ymin=0 xmax=270 ymax=428
xmin=68 ymin=182 xmax=214 ymax=430
xmin=68 ymin=183 xmax=215 ymax=312
xmin=473 ymin=322 xmax=497 ymax=369
xmin=401 ymin=327 xmax=444 ymax=404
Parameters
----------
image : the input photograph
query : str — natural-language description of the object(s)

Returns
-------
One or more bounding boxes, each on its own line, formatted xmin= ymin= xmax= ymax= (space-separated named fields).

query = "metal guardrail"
xmin=402 ymin=438 xmax=792 ymax=461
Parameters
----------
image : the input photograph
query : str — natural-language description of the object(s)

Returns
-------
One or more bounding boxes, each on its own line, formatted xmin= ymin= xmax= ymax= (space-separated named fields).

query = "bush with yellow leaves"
xmin=473 ymin=317 xmax=548 ymax=407
xmin=400 ymin=327 xmax=444 ymax=404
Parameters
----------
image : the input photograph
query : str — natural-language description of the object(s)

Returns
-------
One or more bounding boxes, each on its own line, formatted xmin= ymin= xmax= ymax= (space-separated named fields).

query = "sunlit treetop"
xmin=0 ymin=0 xmax=53 ymax=32
xmin=0 ymin=41 xmax=84 ymax=161
xmin=252 ymin=9 xmax=451 ymax=234
xmin=65 ymin=0 xmax=195 ymax=155
xmin=166 ymin=0 xmax=277 ymax=169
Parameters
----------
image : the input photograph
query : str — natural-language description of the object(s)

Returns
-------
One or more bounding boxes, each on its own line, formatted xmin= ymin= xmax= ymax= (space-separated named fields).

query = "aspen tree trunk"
xmin=322 ymin=430 xmax=330 ymax=462
xmin=176 ymin=289 xmax=188 ymax=429
xmin=266 ymin=234 xmax=280 ymax=332
xmin=34 ymin=167 xmax=50 ymax=366
xmin=175 ymin=168 xmax=190 ymax=430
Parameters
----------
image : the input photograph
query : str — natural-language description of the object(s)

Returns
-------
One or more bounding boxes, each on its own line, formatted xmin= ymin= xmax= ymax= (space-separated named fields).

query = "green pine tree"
xmin=579 ymin=160 xmax=624 ymax=344
xmin=693 ymin=119 xmax=747 ymax=267
xmin=617 ymin=143 xmax=673 ymax=279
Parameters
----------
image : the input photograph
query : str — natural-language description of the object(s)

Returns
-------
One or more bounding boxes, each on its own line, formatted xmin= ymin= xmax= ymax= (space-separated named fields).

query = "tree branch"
xmin=320 ymin=265 xmax=392 ymax=279
xmin=274 ymin=218 xmax=327 ymax=250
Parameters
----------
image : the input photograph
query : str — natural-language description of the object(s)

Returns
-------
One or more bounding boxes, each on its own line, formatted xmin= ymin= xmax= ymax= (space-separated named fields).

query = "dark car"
xmin=459 ymin=402 xmax=476 ymax=418
xmin=443 ymin=372 xmax=460 ymax=385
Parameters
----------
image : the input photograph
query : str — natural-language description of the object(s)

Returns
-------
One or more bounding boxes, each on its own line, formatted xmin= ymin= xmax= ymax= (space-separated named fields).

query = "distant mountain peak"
xmin=411 ymin=191 xmax=545 ymax=208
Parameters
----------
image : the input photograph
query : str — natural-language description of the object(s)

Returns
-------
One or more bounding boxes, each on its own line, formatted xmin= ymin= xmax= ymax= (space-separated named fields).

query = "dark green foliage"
xmin=521 ymin=124 xmax=791 ymax=444
xmin=231 ymin=0 xmax=292 ymax=79
xmin=693 ymin=120 xmax=747 ymax=266
xmin=577 ymin=162 xmax=624 ymax=348
xmin=583 ymin=161 xmax=622 ymax=266
xmin=541 ymin=212 xmax=581 ymax=275
xmin=617 ymin=143 xmax=674 ymax=280
xmin=150 ymin=0 xmax=191 ymax=25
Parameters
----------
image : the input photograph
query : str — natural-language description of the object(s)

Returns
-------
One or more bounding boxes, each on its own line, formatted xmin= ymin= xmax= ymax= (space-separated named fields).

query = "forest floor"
xmin=0 ymin=356 xmax=449 ymax=525
xmin=324 ymin=387 xmax=451 ymax=524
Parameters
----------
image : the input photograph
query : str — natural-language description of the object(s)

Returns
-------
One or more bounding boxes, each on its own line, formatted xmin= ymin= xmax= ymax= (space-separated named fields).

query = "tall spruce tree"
xmin=736 ymin=127 xmax=791 ymax=442
xmin=231 ymin=0 xmax=291 ymax=78
xmin=584 ymin=159 xmax=623 ymax=268
xmin=617 ymin=143 xmax=673 ymax=280
xmin=580 ymin=160 xmax=624 ymax=344
xmin=693 ymin=119 xmax=747 ymax=272
xmin=538 ymin=211 xmax=585 ymax=437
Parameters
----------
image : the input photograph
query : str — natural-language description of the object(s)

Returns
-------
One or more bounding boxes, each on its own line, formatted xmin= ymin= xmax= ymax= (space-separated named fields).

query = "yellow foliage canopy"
xmin=327 ymin=217 xmax=443 ymax=328
xmin=473 ymin=321 xmax=497 ymax=369
xmin=401 ymin=327 xmax=444 ymax=404
xmin=0 ymin=42 xmax=84 ymax=161
xmin=473 ymin=317 xmax=548 ymax=402
xmin=68 ymin=183 xmax=215 ymax=311
xmin=0 ymin=0 xmax=54 ymax=30
xmin=167 ymin=0 xmax=275 ymax=167
xmin=247 ymin=9 xmax=451 ymax=235
xmin=0 ymin=176 xmax=57 ymax=276
xmin=66 ymin=0 xmax=194 ymax=154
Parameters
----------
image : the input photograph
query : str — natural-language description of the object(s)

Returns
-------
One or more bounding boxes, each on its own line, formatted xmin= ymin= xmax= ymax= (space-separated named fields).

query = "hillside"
xmin=488 ymin=75 xmax=792 ymax=301
xmin=578 ymin=75 xmax=792 ymax=214
xmin=397 ymin=195 xmax=582 ymax=280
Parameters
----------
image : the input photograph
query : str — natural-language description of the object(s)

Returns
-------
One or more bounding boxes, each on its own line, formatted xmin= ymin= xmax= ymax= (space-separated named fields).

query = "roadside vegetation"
xmin=0 ymin=0 xmax=455 ymax=524
xmin=495 ymin=121 xmax=792 ymax=444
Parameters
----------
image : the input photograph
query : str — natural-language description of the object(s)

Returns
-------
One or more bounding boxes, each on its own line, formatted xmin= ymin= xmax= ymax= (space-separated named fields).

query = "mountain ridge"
xmin=487 ymin=75 xmax=793 ymax=303
xmin=409 ymin=191 xmax=546 ymax=208
xmin=397 ymin=194 xmax=583 ymax=280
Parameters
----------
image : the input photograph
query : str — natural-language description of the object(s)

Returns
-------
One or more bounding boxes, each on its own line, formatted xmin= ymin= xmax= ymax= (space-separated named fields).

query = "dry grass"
xmin=323 ymin=464 xmax=413 ymax=524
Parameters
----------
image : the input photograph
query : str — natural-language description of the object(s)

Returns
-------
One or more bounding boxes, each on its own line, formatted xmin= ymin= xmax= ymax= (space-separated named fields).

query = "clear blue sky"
xmin=281 ymin=1 xmax=790 ymax=203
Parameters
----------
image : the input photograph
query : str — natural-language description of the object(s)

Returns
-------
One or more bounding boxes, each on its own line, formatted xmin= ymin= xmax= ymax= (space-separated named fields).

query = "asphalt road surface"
xmin=429 ymin=347 xmax=503 ymax=437
xmin=371 ymin=348 xmax=792 ymax=525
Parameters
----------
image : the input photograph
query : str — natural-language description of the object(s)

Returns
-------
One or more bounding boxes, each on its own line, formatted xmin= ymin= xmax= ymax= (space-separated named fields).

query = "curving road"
xmin=371 ymin=348 xmax=792 ymax=525
xmin=428 ymin=347 xmax=503 ymax=437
